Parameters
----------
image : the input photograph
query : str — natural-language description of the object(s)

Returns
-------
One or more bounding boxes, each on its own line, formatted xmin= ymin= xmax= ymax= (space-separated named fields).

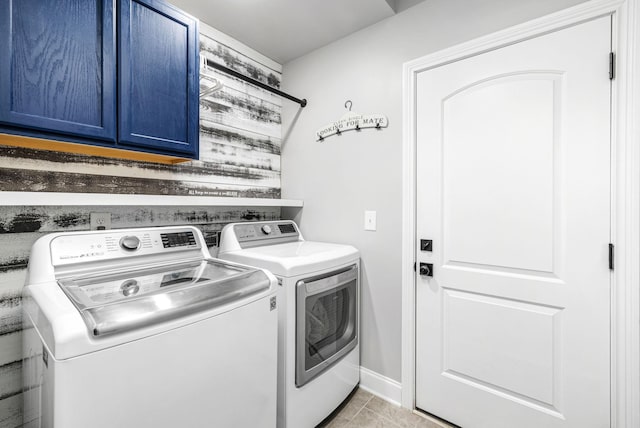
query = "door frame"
xmin=401 ymin=0 xmax=640 ymax=427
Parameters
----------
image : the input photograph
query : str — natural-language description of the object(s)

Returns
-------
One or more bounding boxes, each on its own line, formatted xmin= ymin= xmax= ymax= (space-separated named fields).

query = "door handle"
xmin=419 ymin=263 xmax=433 ymax=277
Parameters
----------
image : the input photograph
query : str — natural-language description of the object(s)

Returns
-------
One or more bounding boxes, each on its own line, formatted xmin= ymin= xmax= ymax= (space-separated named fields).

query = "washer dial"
xmin=120 ymin=235 xmax=141 ymax=251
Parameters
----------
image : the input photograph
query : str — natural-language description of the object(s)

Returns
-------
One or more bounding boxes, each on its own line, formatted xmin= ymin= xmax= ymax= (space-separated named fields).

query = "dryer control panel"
xmin=232 ymin=221 xmax=300 ymax=248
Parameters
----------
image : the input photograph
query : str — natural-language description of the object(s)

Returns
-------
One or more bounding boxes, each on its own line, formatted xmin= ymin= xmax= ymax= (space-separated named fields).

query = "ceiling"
xmin=170 ymin=0 xmax=425 ymax=64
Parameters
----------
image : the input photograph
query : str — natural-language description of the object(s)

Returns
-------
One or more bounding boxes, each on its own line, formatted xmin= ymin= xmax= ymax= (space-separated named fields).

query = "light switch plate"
xmin=364 ymin=210 xmax=377 ymax=231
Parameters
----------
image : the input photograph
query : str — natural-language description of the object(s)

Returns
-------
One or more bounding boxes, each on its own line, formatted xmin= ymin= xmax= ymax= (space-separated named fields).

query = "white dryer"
xmin=22 ymin=226 xmax=278 ymax=428
xmin=218 ymin=220 xmax=360 ymax=428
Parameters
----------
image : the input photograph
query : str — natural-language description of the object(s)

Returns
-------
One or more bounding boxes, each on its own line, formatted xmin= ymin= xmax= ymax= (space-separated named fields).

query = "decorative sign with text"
xmin=315 ymin=111 xmax=388 ymax=141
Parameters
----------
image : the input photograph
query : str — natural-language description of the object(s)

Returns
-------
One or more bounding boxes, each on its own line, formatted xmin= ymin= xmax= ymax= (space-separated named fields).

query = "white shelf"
xmin=0 ymin=192 xmax=303 ymax=208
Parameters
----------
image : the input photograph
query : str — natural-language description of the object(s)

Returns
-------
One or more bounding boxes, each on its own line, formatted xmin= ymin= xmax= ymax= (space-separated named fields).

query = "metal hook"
xmin=344 ymin=100 xmax=353 ymax=111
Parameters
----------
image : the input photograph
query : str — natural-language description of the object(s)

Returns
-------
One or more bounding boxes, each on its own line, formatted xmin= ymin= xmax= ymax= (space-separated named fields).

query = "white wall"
xmin=280 ymin=0 xmax=588 ymax=383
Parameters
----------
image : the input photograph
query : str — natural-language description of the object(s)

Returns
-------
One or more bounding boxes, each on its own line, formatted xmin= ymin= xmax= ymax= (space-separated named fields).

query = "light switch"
xmin=364 ymin=211 xmax=377 ymax=231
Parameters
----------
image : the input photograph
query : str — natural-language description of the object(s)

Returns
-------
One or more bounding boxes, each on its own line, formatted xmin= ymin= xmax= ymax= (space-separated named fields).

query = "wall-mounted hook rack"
xmin=315 ymin=100 xmax=388 ymax=141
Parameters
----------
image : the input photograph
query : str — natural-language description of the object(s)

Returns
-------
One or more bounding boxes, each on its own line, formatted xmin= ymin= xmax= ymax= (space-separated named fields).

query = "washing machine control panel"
xmin=50 ymin=227 xmax=202 ymax=266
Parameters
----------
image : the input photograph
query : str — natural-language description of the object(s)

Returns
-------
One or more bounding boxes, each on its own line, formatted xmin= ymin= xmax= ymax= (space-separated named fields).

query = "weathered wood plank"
xmin=0 ymin=146 xmax=280 ymax=186
xmin=199 ymin=140 xmax=280 ymax=171
xmin=200 ymin=121 xmax=281 ymax=156
xmin=0 ymin=332 xmax=21 ymax=368
xmin=0 ymin=392 xmax=22 ymax=428
xmin=200 ymin=35 xmax=281 ymax=90
xmin=0 ymin=234 xmax=40 ymax=267
xmin=201 ymin=67 xmax=283 ymax=108
xmin=200 ymin=33 xmax=283 ymax=144
xmin=202 ymin=82 xmax=282 ymax=126
xmin=0 ymin=268 xmax=27 ymax=292
xmin=0 ymin=208 xmax=90 ymax=234
xmin=0 ymin=207 xmax=281 ymax=234
xmin=200 ymin=98 xmax=281 ymax=139
xmin=0 ymin=361 xmax=21 ymax=401
xmin=0 ymin=292 xmax=22 ymax=337
xmin=0 ymin=159 xmax=281 ymax=188
xmin=0 ymin=168 xmax=281 ymax=197
xmin=0 ymin=268 xmax=26 ymax=341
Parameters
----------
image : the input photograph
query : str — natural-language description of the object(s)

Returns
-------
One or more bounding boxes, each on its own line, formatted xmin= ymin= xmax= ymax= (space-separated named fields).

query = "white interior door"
xmin=415 ymin=16 xmax=611 ymax=428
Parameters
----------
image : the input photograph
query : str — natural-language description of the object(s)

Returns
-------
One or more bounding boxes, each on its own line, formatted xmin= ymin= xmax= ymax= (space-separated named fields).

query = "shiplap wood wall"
xmin=0 ymin=23 xmax=283 ymax=427
xmin=0 ymin=24 xmax=282 ymax=198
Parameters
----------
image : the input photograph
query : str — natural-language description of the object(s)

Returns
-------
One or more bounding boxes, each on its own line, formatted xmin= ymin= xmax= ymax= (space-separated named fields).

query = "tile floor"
xmin=318 ymin=388 xmax=456 ymax=428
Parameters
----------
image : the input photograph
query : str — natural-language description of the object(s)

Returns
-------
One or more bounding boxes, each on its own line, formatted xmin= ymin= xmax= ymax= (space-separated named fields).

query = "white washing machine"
xmin=22 ymin=226 xmax=278 ymax=428
xmin=218 ymin=220 xmax=360 ymax=428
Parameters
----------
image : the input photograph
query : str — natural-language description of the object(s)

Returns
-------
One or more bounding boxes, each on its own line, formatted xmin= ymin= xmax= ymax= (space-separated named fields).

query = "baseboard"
xmin=359 ymin=366 xmax=402 ymax=406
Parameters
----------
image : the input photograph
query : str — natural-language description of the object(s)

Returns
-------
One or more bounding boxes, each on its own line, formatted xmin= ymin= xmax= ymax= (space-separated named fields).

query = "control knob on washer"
xmin=261 ymin=225 xmax=272 ymax=235
xmin=120 ymin=235 xmax=140 ymax=251
xmin=120 ymin=279 xmax=140 ymax=296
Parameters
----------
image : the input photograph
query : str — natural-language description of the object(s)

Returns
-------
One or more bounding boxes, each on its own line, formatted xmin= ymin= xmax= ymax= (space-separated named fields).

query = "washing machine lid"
xmin=57 ymin=258 xmax=270 ymax=337
xmin=220 ymin=241 xmax=359 ymax=277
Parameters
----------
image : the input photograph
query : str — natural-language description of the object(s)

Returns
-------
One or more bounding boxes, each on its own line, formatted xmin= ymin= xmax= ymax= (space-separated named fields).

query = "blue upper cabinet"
xmin=0 ymin=0 xmax=199 ymax=160
xmin=0 ymin=0 xmax=117 ymax=141
xmin=118 ymin=0 xmax=199 ymax=158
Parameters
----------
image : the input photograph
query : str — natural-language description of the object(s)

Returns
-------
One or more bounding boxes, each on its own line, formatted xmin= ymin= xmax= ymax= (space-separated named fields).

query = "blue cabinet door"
xmin=0 ymin=0 xmax=117 ymax=141
xmin=118 ymin=0 xmax=199 ymax=158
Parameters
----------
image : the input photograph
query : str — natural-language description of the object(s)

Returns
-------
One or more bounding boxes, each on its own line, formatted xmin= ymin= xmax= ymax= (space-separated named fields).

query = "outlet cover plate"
xmin=90 ymin=212 xmax=111 ymax=230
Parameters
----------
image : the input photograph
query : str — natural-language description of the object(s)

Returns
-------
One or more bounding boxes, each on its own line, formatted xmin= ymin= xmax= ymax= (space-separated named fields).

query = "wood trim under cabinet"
xmin=0 ymin=133 xmax=191 ymax=164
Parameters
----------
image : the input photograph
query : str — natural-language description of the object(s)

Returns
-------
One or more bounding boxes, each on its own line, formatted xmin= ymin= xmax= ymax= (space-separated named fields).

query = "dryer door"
xmin=295 ymin=264 xmax=358 ymax=387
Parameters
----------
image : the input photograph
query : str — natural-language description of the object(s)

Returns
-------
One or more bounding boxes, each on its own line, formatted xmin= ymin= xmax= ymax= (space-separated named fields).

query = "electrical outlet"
xmin=90 ymin=212 xmax=111 ymax=230
xmin=364 ymin=210 xmax=377 ymax=231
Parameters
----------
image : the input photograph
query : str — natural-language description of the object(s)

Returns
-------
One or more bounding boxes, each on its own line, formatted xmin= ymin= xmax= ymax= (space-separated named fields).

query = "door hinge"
xmin=413 ymin=262 xmax=416 ymax=272
xmin=609 ymin=52 xmax=615 ymax=80
xmin=609 ymin=243 xmax=614 ymax=270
